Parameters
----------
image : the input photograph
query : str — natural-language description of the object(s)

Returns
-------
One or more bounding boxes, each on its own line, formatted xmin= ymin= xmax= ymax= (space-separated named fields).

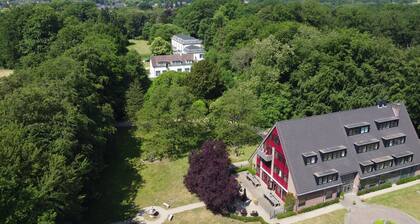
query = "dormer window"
xmin=382 ymin=133 xmax=406 ymax=147
xmin=302 ymin=152 xmax=317 ymax=165
xmin=372 ymin=156 xmax=394 ymax=170
xmin=393 ymin=151 xmax=414 ymax=166
xmin=319 ymin=146 xmax=347 ymax=161
xmin=375 ymin=117 xmax=399 ymax=130
xmin=344 ymin=122 xmax=370 ymax=136
xmin=314 ymin=169 xmax=338 ymax=185
xmin=360 ymin=160 xmax=375 ymax=174
xmin=354 ymin=139 xmax=380 ymax=154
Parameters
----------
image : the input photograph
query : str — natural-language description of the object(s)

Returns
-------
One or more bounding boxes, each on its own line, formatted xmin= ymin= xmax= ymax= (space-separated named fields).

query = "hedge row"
xmin=396 ymin=175 xmax=420 ymax=185
xmin=234 ymin=166 xmax=256 ymax=175
xmin=298 ymin=198 xmax=340 ymax=213
xmin=357 ymin=182 xmax=392 ymax=195
xmin=276 ymin=211 xmax=297 ymax=219
xmin=276 ymin=198 xmax=339 ymax=219
xmin=228 ymin=214 xmax=268 ymax=224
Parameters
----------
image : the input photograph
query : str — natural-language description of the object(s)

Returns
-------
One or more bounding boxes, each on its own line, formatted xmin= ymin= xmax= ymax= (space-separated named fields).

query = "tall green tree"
xmin=150 ymin=37 xmax=172 ymax=55
xmin=209 ymin=82 xmax=263 ymax=146
xmin=186 ymin=60 xmax=225 ymax=100
xmin=136 ymin=72 xmax=208 ymax=159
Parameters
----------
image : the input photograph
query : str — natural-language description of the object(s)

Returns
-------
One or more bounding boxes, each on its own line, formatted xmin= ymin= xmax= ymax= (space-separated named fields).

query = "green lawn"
xmin=134 ymin=157 xmax=199 ymax=208
xmin=127 ymin=39 xmax=151 ymax=58
xmin=85 ymin=128 xmax=198 ymax=223
xmin=229 ymin=144 xmax=258 ymax=163
xmin=0 ymin=69 xmax=13 ymax=77
xmin=294 ymin=209 xmax=347 ymax=224
xmin=366 ymin=184 xmax=420 ymax=220
xmin=164 ymin=208 xmax=259 ymax=224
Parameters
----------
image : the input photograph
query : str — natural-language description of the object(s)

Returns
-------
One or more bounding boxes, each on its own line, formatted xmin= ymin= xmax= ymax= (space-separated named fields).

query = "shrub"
xmin=357 ymin=182 xmax=392 ymax=195
xmin=396 ymin=175 xmax=420 ymax=185
xmin=276 ymin=211 xmax=297 ymax=219
xmin=284 ymin=193 xmax=296 ymax=212
xmin=228 ymin=214 xmax=268 ymax=224
xmin=298 ymin=198 xmax=339 ymax=213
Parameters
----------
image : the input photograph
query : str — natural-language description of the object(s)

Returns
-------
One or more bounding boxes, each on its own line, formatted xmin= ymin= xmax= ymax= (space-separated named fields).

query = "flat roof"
xmin=371 ymin=155 xmax=394 ymax=163
xmin=302 ymin=151 xmax=317 ymax=157
xmin=319 ymin=145 xmax=346 ymax=154
xmin=392 ymin=151 xmax=413 ymax=159
xmin=360 ymin=160 xmax=374 ymax=166
xmin=344 ymin=122 xmax=370 ymax=129
xmin=382 ymin=133 xmax=406 ymax=140
xmin=314 ymin=169 xmax=338 ymax=177
xmin=354 ymin=138 xmax=380 ymax=146
xmin=375 ymin=116 xmax=399 ymax=123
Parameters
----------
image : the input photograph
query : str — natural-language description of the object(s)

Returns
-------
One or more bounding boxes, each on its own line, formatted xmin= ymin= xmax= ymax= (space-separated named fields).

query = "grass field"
xmin=127 ymin=39 xmax=151 ymax=58
xmin=0 ymin=69 xmax=13 ymax=77
xmin=366 ymin=184 xmax=420 ymax=220
xmin=134 ymin=157 xmax=199 ymax=208
xmin=229 ymin=144 xmax=258 ymax=163
xmin=85 ymin=128 xmax=198 ymax=222
xmin=164 ymin=208 xmax=259 ymax=224
xmin=127 ymin=39 xmax=151 ymax=71
xmin=294 ymin=209 xmax=347 ymax=224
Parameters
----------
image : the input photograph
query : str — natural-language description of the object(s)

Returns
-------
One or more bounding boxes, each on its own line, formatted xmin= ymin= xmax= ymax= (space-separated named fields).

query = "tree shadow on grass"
xmin=84 ymin=127 xmax=144 ymax=223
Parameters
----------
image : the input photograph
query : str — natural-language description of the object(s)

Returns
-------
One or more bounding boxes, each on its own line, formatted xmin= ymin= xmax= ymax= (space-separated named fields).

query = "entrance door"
xmin=340 ymin=173 xmax=356 ymax=193
xmin=342 ymin=184 xmax=352 ymax=193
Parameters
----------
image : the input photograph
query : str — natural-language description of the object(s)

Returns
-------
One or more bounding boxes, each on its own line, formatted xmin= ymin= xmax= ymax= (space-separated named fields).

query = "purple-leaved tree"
xmin=184 ymin=140 xmax=239 ymax=214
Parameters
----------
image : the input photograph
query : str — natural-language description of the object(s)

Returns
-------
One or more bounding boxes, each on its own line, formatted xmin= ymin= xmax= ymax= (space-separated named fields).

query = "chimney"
xmin=392 ymin=103 xmax=401 ymax=117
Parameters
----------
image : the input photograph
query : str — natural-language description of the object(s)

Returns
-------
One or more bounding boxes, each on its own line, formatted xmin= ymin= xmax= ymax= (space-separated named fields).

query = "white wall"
xmin=149 ymin=63 xmax=192 ymax=79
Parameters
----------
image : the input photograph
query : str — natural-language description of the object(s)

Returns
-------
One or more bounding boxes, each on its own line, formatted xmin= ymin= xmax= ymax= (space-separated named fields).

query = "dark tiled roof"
xmin=314 ymin=169 xmax=338 ymax=177
xmin=150 ymin=54 xmax=194 ymax=67
xmin=354 ymin=138 xmax=380 ymax=146
xmin=375 ymin=116 xmax=399 ymax=123
xmin=371 ymin=155 xmax=394 ymax=163
xmin=392 ymin=151 xmax=414 ymax=158
xmin=382 ymin=132 xmax=406 ymax=140
xmin=319 ymin=145 xmax=346 ymax=154
xmin=274 ymin=103 xmax=420 ymax=196
xmin=302 ymin=151 xmax=317 ymax=157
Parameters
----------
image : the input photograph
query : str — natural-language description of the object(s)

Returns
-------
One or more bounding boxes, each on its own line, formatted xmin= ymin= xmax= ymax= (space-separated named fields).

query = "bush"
xmin=276 ymin=198 xmax=339 ymax=219
xmin=276 ymin=211 xmax=297 ymax=219
xmin=357 ymin=182 xmax=392 ymax=196
xmin=228 ymin=214 xmax=268 ymax=224
xmin=396 ymin=175 xmax=420 ymax=185
xmin=284 ymin=193 xmax=296 ymax=212
xmin=298 ymin=198 xmax=340 ymax=213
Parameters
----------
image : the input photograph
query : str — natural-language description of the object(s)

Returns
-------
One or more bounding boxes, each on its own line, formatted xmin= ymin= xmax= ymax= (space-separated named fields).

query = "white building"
xmin=171 ymin=34 xmax=204 ymax=58
xmin=149 ymin=34 xmax=205 ymax=78
xmin=149 ymin=54 xmax=194 ymax=78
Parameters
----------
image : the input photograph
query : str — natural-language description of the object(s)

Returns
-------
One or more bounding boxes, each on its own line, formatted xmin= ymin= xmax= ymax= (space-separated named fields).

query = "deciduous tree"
xmin=184 ymin=140 xmax=239 ymax=214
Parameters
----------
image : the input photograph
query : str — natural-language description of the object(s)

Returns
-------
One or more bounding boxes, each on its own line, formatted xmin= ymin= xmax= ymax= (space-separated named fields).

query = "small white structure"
xmin=149 ymin=54 xmax=194 ymax=78
xmin=149 ymin=34 xmax=205 ymax=79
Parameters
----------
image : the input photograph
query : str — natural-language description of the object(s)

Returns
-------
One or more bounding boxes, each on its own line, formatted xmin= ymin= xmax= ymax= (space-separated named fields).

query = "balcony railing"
xmin=261 ymin=161 xmax=271 ymax=174
xmin=257 ymin=149 xmax=272 ymax=161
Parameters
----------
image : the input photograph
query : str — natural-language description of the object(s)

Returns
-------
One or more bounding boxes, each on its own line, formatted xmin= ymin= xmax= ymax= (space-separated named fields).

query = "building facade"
xmin=251 ymin=103 xmax=420 ymax=211
xmin=149 ymin=54 xmax=194 ymax=79
xmin=149 ymin=34 xmax=204 ymax=78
